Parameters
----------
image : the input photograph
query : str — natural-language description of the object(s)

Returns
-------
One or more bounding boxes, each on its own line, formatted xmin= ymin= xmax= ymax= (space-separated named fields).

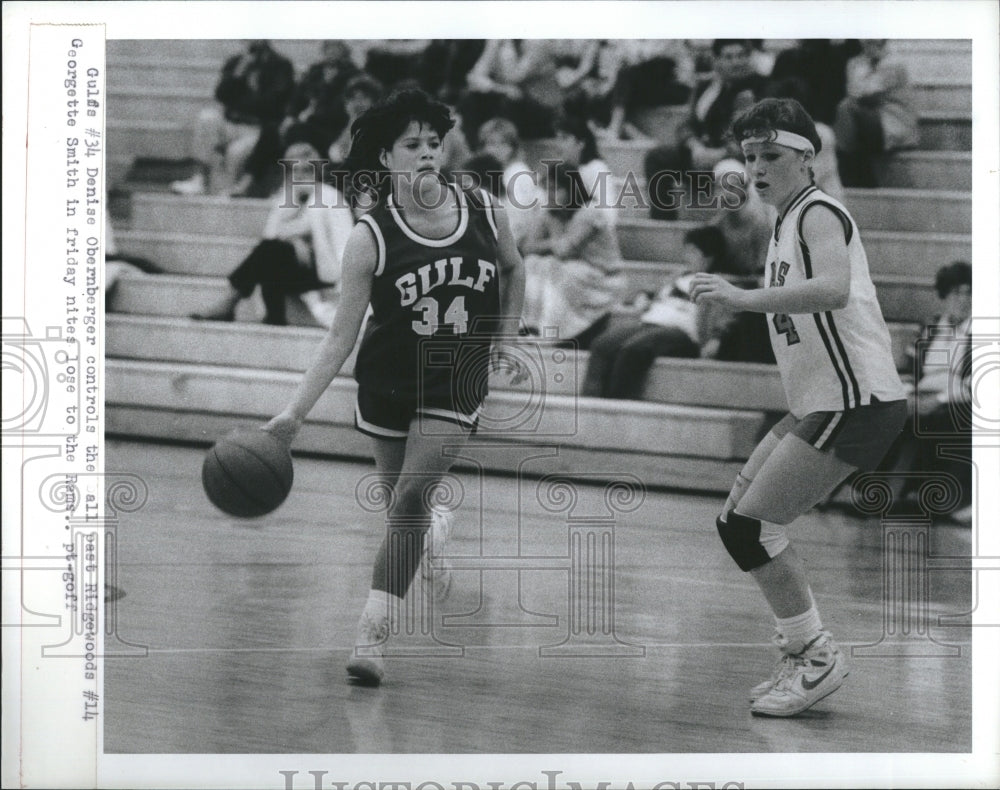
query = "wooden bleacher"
xmin=104 ymin=39 xmax=970 ymax=492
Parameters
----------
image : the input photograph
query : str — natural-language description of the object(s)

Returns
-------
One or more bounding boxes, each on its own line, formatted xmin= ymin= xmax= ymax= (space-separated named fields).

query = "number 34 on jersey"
xmin=394 ymin=256 xmax=498 ymax=336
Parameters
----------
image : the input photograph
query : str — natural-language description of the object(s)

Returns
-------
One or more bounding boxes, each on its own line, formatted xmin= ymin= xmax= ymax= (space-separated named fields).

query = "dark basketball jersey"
xmin=354 ymin=184 xmax=502 ymax=401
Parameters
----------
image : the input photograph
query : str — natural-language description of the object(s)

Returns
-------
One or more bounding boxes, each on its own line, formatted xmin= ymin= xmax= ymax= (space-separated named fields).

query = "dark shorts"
xmin=354 ymin=386 xmax=483 ymax=440
xmin=772 ymin=398 xmax=908 ymax=471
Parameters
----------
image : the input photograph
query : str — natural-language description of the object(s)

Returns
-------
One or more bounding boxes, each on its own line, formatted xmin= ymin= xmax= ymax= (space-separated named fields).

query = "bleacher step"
xmin=106 ymin=261 xmax=941 ymax=326
xmin=879 ymin=151 xmax=970 ymax=191
xmin=614 ymin=220 xmax=970 ymax=279
xmin=106 ymin=314 xmax=796 ymax=410
xmin=110 ymin=222 xmax=969 ymax=282
xmin=108 ymin=120 xmax=190 ymax=161
xmin=117 ymin=186 xmax=971 ymax=237
xmin=107 ymin=39 xmax=327 ymax=70
xmin=106 ymin=359 xmax=766 ymax=461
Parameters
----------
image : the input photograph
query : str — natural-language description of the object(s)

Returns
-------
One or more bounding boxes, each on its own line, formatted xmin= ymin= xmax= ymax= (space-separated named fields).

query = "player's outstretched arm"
xmin=491 ymin=202 xmax=529 ymax=385
xmin=494 ymin=202 xmax=526 ymax=339
xmin=263 ymin=222 xmax=377 ymax=447
xmin=690 ymin=206 xmax=851 ymax=315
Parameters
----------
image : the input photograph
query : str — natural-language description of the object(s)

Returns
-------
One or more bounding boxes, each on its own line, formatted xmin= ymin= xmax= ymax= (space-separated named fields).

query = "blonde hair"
xmin=477 ymin=117 xmax=520 ymax=150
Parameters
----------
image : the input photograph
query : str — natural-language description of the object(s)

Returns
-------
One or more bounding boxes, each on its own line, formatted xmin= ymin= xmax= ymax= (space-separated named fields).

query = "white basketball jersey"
xmin=765 ymin=186 xmax=905 ymax=416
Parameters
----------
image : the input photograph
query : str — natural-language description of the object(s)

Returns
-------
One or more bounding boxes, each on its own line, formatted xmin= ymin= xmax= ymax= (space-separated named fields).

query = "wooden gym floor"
xmin=103 ymin=439 xmax=972 ymax=754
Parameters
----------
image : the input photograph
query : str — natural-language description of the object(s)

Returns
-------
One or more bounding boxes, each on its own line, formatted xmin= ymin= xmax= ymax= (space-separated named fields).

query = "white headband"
xmin=740 ymin=130 xmax=815 ymax=156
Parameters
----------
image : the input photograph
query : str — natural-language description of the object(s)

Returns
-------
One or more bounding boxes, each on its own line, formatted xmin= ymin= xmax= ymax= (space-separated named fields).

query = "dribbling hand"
xmin=261 ymin=412 xmax=303 ymax=451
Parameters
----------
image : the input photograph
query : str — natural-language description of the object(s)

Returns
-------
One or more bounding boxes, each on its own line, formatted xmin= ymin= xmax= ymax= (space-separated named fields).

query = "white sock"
xmin=775 ymin=604 xmax=824 ymax=651
xmin=363 ymin=588 xmax=401 ymax=627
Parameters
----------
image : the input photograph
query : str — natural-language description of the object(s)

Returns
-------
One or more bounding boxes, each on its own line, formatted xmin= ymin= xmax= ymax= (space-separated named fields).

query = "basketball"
xmin=201 ymin=429 xmax=294 ymax=518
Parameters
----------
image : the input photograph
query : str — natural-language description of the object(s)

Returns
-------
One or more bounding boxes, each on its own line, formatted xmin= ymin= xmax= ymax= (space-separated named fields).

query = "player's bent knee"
xmin=716 ymin=511 xmax=772 ymax=572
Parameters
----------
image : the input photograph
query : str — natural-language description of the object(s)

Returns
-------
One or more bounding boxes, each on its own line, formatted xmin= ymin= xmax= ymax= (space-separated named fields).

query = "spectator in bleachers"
xmin=553 ymin=114 xmax=615 ymax=213
xmin=710 ymin=159 xmax=772 ymax=277
xmin=645 ymin=39 xmax=767 ymax=219
xmin=459 ymin=39 xmax=564 ymax=141
xmin=685 ymin=39 xmax=715 ymax=87
xmin=105 ymin=215 xmax=163 ymax=305
xmin=747 ymin=40 xmax=777 ymax=78
xmin=171 ymin=40 xmax=296 ymax=196
xmin=189 ymin=136 xmax=354 ymax=327
xmin=581 ymin=225 xmax=729 ymax=399
xmin=438 ymin=105 xmax=473 ymax=179
xmin=834 ymin=39 xmax=919 ymax=188
xmin=419 ymin=40 xmax=488 ymax=104
xmin=283 ymin=40 xmax=360 ymax=155
xmin=883 ymin=261 xmax=973 ymax=523
xmin=702 ymin=160 xmax=777 ymax=363
xmin=768 ymin=39 xmax=861 ymax=125
xmin=359 ymin=40 xmax=433 ymax=91
xmin=453 ymin=152 xmax=507 ymax=201
xmin=520 ymin=163 xmax=627 ymax=348
xmin=326 ymin=74 xmax=385 ymax=165
xmin=585 ymin=40 xmax=694 ymax=141
xmin=475 ymin=118 xmax=542 ymax=246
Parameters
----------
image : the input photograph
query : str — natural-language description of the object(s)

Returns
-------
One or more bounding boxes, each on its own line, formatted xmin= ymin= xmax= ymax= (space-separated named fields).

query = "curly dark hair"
xmin=934 ymin=260 xmax=972 ymax=299
xmin=729 ymin=97 xmax=822 ymax=154
xmin=343 ymin=88 xmax=455 ymax=204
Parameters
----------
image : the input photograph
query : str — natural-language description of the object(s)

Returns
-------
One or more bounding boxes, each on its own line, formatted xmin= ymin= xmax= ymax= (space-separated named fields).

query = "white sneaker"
xmin=170 ymin=173 xmax=206 ymax=195
xmin=346 ymin=610 xmax=388 ymax=686
xmin=420 ymin=509 xmax=453 ymax=603
xmin=749 ymin=631 xmax=798 ymax=702
xmin=750 ymin=631 xmax=848 ymax=717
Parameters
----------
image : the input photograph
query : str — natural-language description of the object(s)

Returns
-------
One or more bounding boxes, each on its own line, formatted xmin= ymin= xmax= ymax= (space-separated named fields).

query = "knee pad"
xmin=716 ymin=511 xmax=772 ymax=572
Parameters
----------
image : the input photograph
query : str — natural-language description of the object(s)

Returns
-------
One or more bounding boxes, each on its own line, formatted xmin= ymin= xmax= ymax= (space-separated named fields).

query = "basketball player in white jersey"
xmin=690 ymin=98 xmax=907 ymax=717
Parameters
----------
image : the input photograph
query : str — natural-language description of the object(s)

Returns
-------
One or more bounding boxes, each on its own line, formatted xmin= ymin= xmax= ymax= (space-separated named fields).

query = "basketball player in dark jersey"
xmin=265 ymin=90 xmax=526 ymax=685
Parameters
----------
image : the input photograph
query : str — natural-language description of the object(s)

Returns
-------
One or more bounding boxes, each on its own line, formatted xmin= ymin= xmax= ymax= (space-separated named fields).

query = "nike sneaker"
xmin=749 ymin=631 xmax=799 ymax=702
xmin=750 ymin=630 xmax=848 ymax=717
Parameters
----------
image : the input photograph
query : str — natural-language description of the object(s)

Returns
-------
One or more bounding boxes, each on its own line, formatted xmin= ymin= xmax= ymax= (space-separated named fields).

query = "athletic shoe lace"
xmin=358 ymin=611 xmax=389 ymax=644
xmin=771 ymin=653 xmax=809 ymax=691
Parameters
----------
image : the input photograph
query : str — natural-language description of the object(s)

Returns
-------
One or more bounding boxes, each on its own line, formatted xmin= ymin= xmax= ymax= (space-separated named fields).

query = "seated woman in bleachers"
xmin=459 ymin=39 xmax=564 ymax=141
xmin=283 ymin=40 xmax=360 ymax=153
xmin=585 ymin=40 xmax=694 ymax=141
xmin=474 ymin=117 xmax=542 ymax=246
xmin=834 ymin=39 xmax=919 ymax=188
xmin=709 ymin=159 xmax=772 ymax=277
xmin=172 ymin=40 xmax=296 ymax=196
xmin=189 ymin=134 xmax=354 ymax=328
xmin=552 ymin=115 xmax=615 ymax=214
xmin=520 ymin=163 xmax=627 ymax=348
xmin=326 ymin=73 xmax=385 ymax=168
xmin=881 ymin=261 xmax=973 ymax=524
xmin=581 ymin=225 xmax=730 ymax=399
xmin=768 ymin=39 xmax=861 ymax=126
xmin=695 ymin=160 xmax=776 ymax=364
xmin=644 ymin=39 xmax=767 ymax=219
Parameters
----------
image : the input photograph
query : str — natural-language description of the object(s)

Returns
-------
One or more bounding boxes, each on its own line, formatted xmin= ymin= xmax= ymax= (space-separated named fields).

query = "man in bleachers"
xmin=768 ymin=39 xmax=861 ymax=126
xmin=172 ymin=40 xmax=295 ymax=196
xmin=883 ymin=261 xmax=973 ymax=524
xmin=282 ymin=40 xmax=360 ymax=156
xmin=644 ymin=40 xmax=767 ymax=219
xmin=834 ymin=39 xmax=919 ymax=188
